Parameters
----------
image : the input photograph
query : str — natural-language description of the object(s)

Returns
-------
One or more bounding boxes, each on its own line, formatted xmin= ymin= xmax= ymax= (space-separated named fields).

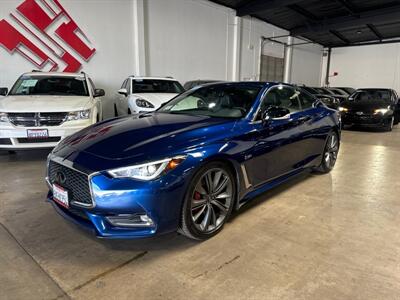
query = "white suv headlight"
xmin=0 ymin=112 xmax=9 ymax=122
xmin=107 ymin=156 xmax=186 ymax=180
xmin=136 ymin=98 xmax=155 ymax=108
xmin=67 ymin=109 xmax=91 ymax=121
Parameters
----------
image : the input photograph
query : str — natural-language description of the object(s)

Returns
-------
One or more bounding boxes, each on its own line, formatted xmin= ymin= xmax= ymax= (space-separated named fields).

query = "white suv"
xmin=0 ymin=71 xmax=104 ymax=150
xmin=114 ymin=76 xmax=184 ymax=116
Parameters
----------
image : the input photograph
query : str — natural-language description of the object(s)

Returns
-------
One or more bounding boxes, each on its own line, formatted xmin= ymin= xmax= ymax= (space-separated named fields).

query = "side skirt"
xmin=237 ymin=167 xmax=309 ymax=209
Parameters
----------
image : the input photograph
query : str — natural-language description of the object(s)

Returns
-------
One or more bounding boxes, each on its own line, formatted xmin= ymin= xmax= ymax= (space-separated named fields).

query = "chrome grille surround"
xmin=8 ymin=112 xmax=68 ymax=127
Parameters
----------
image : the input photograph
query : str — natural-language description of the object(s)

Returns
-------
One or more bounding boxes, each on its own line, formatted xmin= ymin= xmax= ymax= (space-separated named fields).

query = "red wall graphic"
xmin=0 ymin=0 xmax=96 ymax=72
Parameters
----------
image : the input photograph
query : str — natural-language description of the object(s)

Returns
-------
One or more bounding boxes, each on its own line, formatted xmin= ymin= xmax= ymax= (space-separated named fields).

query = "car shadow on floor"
xmin=342 ymin=126 xmax=391 ymax=133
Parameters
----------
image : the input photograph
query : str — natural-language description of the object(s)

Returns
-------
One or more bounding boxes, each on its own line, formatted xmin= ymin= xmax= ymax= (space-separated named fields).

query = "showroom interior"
xmin=1 ymin=0 xmax=400 ymax=299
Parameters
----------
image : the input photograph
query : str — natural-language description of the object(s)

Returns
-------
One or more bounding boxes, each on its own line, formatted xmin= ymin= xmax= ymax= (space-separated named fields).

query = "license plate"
xmin=27 ymin=129 xmax=49 ymax=139
xmin=53 ymin=184 xmax=69 ymax=208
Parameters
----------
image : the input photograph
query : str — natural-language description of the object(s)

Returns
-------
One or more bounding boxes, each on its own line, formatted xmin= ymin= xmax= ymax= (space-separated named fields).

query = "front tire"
xmin=179 ymin=162 xmax=236 ymax=240
xmin=384 ymin=116 xmax=394 ymax=131
xmin=313 ymin=131 xmax=339 ymax=174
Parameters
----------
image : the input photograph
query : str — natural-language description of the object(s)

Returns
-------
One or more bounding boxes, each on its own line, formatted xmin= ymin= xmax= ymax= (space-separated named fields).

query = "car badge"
xmin=55 ymin=171 xmax=67 ymax=184
xmin=356 ymin=111 xmax=364 ymax=115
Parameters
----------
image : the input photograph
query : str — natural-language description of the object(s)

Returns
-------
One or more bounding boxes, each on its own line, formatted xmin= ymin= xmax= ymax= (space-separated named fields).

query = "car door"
xmin=296 ymin=89 xmax=329 ymax=166
xmin=244 ymin=85 xmax=310 ymax=186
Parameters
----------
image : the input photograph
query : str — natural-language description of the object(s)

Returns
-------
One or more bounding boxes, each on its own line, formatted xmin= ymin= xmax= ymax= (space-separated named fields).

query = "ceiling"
xmin=209 ymin=0 xmax=400 ymax=47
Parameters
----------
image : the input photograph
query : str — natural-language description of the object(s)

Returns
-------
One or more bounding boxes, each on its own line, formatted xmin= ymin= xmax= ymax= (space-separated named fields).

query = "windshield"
xmin=312 ymin=87 xmax=327 ymax=94
xmin=351 ymin=90 xmax=392 ymax=104
xmin=158 ymin=84 xmax=262 ymax=119
xmin=9 ymin=75 xmax=89 ymax=96
xmin=132 ymin=79 xmax=184 ymax=94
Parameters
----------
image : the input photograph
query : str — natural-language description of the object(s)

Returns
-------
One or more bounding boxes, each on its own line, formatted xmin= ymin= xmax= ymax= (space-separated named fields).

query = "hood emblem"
xmin=356 ymin=111 xmax=364 ymax=115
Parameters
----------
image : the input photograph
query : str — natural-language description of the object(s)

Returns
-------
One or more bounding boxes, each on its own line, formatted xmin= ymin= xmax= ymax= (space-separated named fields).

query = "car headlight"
xmin=67 ymin=109 xmax=91 ymax=121
xmin=338 ymin=106 xmax=348 ymax=112
xmin=107 ymin=156 xmax=186 ymax=180
xmin=136 ymin=98 xmax=155 ymax=108
xmin=374 ymin=108 xmax=389 ymax=115
xmin=0 ymin=112 xmax=9 ymax=122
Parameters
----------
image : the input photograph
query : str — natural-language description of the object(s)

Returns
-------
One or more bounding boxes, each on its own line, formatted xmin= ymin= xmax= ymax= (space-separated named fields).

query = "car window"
xmin=260 ymin=86 xmax=301 ymax=116
xmin=159 ymin=84 xmax=262 ymax=119
xmin=298 ymin=91 xmax=315 ymax=109
xmin=121 ymin=79 xmax=127 ymax=89
xmin=9 ymin=75 xmax=89 ymax=96
xmin=132 ymin=79 xmax=184 ymax=93
xmin=88 ymin=78 xmax=96 ymax=95
xmin=126 ymin=79 xmax=131 ymax=94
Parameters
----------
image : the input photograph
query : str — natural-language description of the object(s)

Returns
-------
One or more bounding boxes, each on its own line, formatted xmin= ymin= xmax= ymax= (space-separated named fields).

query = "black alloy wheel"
xmin=314 ymin=131 xmax=339 ymax=173
xmin=179 ymin=162 xmax=235 ymax=240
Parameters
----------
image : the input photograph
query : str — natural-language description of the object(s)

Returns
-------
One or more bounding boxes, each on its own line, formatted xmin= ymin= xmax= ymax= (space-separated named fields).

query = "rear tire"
xmin=179 ymin=162 xmax=236 ymax=240
xmin=313 ymin=131 xmax=339 ymax=174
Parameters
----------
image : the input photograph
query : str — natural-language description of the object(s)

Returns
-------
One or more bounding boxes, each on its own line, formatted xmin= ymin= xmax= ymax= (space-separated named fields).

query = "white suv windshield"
xmin=9 ymin=75 xmax=89 ymax=96
xmin=132 ymin=79 xmax=184 ymax=94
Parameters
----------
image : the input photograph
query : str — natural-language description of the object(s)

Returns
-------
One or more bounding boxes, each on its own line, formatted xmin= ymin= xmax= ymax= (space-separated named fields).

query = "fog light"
xmin=105 ymin=214 xmax=154 ymax=227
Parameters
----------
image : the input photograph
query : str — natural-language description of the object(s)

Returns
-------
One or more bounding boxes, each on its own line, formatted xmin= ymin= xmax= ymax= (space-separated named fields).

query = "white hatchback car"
xmin=114 ymin=76 xmax=184 ymax=116
xmin=0 ymin=71 xmax=104 ymax=150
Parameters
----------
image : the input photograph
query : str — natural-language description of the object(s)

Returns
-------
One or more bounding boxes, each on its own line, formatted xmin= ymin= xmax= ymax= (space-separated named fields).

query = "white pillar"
xmin=132 ymin=0 xmax=147 ymax=76
xmin=283 ymin=36 xmax=294 ymax=83
xmin=232 ymin=16 xmax=241 ymax=81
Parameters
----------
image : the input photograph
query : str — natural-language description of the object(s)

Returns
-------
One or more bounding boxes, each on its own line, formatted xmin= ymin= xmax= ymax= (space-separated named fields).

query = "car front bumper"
xmin=0 ymin=120 xmax=93 ymax=149
xmin=46 ymin=156 xmax=194 ymax=239
xmin=341 ymin=113 xmax=391 ymax=127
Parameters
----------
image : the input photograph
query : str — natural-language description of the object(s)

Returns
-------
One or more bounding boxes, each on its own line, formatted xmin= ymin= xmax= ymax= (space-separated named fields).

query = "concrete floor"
xmin=1 ymin=127 xmax=400 ymax=300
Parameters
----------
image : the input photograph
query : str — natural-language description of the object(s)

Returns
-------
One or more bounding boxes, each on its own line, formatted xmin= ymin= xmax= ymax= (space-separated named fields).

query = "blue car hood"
xmin=54 ymin=113 xmax=236 ymax=161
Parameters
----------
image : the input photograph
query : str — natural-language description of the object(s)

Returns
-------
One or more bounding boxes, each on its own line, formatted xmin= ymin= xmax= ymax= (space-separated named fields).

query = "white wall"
xmin=291 ymin=39 xmax=323 ymax=86
xmin=144 ymin=0 xmax=234 ymax=82
xmin=326 ymin=44 xmax=400 ymax=92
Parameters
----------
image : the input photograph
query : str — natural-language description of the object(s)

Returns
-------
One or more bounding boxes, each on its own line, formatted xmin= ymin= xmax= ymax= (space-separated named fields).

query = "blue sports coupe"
xmin=46 ymin=82 xmax=341 ymax=240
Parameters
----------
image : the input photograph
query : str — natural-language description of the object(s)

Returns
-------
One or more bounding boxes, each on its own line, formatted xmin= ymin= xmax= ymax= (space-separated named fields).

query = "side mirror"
xmin=118 ymin=88 xmax=128 ymax=96
xmin=94 ymin=88 xmax=105 ymax=98
xmin=262 ymin=106 xmax=290 ymax=125
xmin=319 ymin=97 xmax=340 ymax=109
xmin=0 ymin=87 xmax=8 ymax=96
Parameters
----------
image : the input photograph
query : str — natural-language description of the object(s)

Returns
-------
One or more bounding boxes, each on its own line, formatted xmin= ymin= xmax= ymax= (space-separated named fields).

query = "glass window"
xmin=121 ymin=79 xmax=127 ymax=89
xmin=10 ymin=75 xmax=88 ymax=96
xmin=132 ymin=79 xmax=184 ymax=94
xmin=260 ymin=86 xmax=301 ymax=115
xmin=159 ymin=84 xmax=262 ymax=119
xmin=352 ymin=89 xmax=392 ymax=104
xmin=298 ymin=91 xmax=316 ymax=109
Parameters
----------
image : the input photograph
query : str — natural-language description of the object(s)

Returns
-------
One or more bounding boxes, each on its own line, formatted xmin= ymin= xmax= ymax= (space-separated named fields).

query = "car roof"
xmin=194 ymin=81 xmax=274 ymax=89
xmin=22 ymin=71 xmax=85 ymax=77
xmin=129 ymin=76 xmax=178 ymax=81
xmin=356 ymin=88 xmax=392 ymax=92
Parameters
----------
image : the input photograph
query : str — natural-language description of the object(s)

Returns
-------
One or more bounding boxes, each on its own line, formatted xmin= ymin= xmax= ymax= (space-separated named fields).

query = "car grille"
xmin=8 ymin=112 xmax=68 ymax=127
xmin=18 ymin=137 xmax=61 ymax=144
xmin=48 ymin=160 xmax=93 ymax=206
